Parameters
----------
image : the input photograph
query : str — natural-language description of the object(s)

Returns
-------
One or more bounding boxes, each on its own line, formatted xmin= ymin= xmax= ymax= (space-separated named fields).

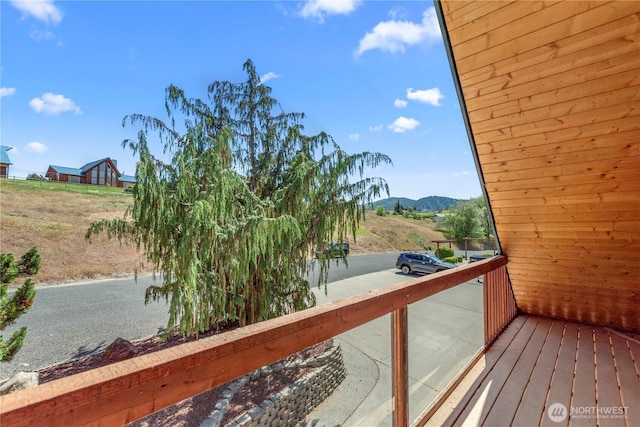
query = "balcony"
xmin=2 ymin=255 xmax=635 ymax=427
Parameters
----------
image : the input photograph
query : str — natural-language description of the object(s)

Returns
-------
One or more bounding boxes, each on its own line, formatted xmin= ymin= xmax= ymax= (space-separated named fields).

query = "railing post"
xmin=483 ymin=265 xmax=517 ymax=345
xmin=392 ymin=306 xmax=409 ymax=427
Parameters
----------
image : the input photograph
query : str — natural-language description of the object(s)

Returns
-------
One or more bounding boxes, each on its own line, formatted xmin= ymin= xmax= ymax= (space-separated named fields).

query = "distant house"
xmin=45 ymin=157 xmax=135 ymax=188
xmin=0 ymin=146 xmax=13 ymax=178
xmin=118 ymin=174 xmax=136 ymax=189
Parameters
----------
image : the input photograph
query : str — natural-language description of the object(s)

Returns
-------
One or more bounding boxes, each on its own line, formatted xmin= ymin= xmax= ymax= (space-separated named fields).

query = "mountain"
xmin=369 ymin=196 xmax=461 ymax=212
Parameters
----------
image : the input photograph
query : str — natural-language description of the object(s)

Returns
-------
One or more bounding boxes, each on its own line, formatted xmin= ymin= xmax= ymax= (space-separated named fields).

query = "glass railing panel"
xmin=407 ymin=275 xmax=484 ymax=423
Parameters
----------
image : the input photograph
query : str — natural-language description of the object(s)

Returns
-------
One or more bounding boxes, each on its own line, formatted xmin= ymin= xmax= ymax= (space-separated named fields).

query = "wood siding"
xmin=45 ymin=167 xmax=81 ymax=184
xmin=440 ymin=1 xmax=640 ymax=332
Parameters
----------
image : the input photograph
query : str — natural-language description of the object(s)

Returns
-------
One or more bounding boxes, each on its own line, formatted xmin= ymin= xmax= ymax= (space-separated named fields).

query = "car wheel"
xmin=401 ymin=265 xmax=411 ymax=275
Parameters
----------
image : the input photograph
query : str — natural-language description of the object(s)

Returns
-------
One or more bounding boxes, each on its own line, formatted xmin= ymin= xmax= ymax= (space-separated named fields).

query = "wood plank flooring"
xmin=426 ymin=315 xmax=640 ymax=427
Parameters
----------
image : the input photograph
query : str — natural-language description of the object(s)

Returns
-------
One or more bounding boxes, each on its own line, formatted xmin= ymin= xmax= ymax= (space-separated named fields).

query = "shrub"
xmin=435 ymin=247 xmax=454 ymax=259
xmin=445 ymin=256 xmax=464 ymax=264
xmin=26 ymin=173 xmax=46 ymax=181
xmin=375 ymin=206 xmax=387 ymax=217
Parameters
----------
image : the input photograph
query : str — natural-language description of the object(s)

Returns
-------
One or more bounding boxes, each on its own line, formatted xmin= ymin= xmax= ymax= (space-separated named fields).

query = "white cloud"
xmin=348 ymin=133 xmax=360 ymax=141
xmin=260 ymin=72 xmax=280 ymax=84
xmin=355 ymin=7 xmax=441 ymax=56
xmin=29 ymin=92 xmax=82 ymax=115
xmin=369 ymin=124 xmax=383 ymax=132
xmin=29 ymin=28 xmax=62 ymax=45
xmin=10 ymin=0 xmax=62 ymax=25
xmin=29 ymin=29 xmax=54 ymax=40
xmin=26 ymin=141 xmax=48 ymax=153
xmin=299 ymin=0 xmax=361 ymax=23
xmin=394 ymin=99 xmax=407 ymax=108
xmin=407 ymin=87 xmax=444 ymax=106
xmin=388 ymin=117 xmax=419 ymax=133
xmin=388 ymin=7 xmax=407 ymax=20
xmin=0 ymin=87 xmax=16 ymax=97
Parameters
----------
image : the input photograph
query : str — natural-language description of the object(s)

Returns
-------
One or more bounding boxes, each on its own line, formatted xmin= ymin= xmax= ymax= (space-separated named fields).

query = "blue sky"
xmin=1 ymin=0 xmax=481 ymax=200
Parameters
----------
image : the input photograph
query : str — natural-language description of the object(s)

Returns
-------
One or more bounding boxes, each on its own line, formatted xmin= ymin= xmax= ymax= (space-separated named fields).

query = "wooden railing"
xmin=0 ymin=256 xmax=509 ymax=427
xmin=484 ymin=265 xmax=517 ymax=344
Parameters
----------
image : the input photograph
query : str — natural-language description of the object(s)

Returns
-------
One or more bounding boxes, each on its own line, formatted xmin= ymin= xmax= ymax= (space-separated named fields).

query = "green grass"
xmin=1 ymin=178 xmax=132 ymax=196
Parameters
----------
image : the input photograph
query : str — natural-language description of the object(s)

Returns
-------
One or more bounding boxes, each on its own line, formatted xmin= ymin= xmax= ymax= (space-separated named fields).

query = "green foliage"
xmin=0 ymin=248 xmax=39 ymax=362
xmin=393 ymin=199 xmax=403 ymax=214
xmin=375 ymin=206 xmax=387 ymax=217
xmin=402 ymin=211 xmax=421 ymax=220
xmin=371 ymin=196 xmax=458 ymax=212
xmin=435 ymin=247 xmax=454 ymax=259
xmin=444 ymin=256 xmax=463 ymax=264
xmin=0 ymin=327 xmax=27 ymax=363
xmin=443 ymin=198 xmax=486 ymax=240
xmin=1 ymin=279 xmax=35 ymax=330
xmin=87 ymin=59 xmax=391 ymax=337
xmin=26 ymin=173 xmax=46 ymax=181
xmin=467 ymin=197 xmax=493 ymax=238
xmin=19 ymin=247 xmax=41 ymax=276
xmin=0 ymin=254 xmax=19 ymax=284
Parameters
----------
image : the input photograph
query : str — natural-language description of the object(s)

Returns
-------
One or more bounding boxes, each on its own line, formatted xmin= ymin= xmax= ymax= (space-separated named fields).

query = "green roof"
xmin=48 ymin=165 xmax=83 ymax=175
xmin=0 ymin=146 xmax=13 ymax=165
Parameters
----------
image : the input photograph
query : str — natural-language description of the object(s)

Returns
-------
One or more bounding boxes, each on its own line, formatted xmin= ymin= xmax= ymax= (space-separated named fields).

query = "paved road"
xmin=0 ymin=253 xmax=398 ymax=380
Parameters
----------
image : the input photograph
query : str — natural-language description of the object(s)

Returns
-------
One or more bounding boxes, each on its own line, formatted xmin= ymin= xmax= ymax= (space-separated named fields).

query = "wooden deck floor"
xmin=426 ymin=315 xmax=640 ymax=427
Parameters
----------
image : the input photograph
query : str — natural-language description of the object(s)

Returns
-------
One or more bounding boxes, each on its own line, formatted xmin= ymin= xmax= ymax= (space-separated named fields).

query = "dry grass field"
xmin=0 ymin=179 xmax=450 ymax=287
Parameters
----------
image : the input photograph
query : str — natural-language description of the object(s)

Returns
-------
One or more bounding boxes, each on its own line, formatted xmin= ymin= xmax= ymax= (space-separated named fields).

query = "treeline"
xmin=369 ymin=196 xmax=459 ymax=212
xmin=375 ymin=196 xmax=494 ymax=245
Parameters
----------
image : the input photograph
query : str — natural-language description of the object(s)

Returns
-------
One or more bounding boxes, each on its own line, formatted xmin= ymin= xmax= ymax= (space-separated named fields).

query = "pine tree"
xmin=0 ymin=248 xmax=39 ymax=362
xmin=87 ymin=59 xmax=391 ymax=337
xmin=394 ymin=199 xmax=403 ymax=214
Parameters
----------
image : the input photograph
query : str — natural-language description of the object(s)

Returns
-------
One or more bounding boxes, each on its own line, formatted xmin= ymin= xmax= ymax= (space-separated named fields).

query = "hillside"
xmin=370 ymin=196 xmax=460 ymax=212
xmin=0 ymin=180 xmax=451 ymax=286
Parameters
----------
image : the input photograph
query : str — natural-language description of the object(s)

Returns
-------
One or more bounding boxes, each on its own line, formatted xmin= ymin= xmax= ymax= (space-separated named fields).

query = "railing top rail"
xmin=0 ymin=255 xmax=506 ymax=427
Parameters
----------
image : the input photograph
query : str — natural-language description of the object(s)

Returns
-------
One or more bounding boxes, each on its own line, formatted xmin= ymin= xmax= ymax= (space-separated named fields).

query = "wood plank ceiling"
xmin=438 ymin=1 xmax=640 ymax=332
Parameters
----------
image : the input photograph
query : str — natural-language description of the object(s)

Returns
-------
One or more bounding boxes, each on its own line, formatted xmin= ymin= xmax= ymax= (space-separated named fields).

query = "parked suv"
xmin=395 ymin=252 xmax=456 ymax=275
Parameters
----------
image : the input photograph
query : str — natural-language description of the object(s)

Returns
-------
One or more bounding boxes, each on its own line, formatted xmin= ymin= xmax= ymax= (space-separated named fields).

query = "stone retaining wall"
xmin=201 ymin=344 xmax=346 ymax=427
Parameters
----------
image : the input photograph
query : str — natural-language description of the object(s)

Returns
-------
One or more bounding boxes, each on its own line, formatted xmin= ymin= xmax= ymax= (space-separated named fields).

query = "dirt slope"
xmin=1 ymin=180 xmax=449 ymax=286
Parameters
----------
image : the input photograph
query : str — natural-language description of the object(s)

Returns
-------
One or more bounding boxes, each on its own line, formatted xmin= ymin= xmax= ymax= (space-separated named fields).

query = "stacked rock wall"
xmin=202 ymin=343 xmax=346 ymax=427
